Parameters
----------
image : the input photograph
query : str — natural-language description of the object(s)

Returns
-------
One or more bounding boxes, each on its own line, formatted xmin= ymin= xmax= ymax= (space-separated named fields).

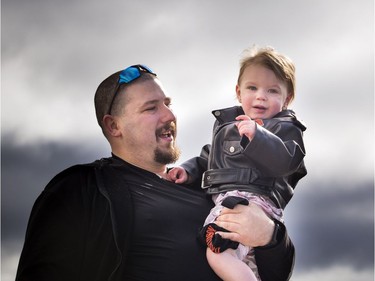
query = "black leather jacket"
xmin=182 ymin=106 xmax=307 ymax=209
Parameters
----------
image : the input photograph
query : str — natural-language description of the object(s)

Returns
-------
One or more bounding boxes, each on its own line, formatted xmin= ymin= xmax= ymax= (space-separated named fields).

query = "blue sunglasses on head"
xmin=107 ymin=64 xmax=157 ymax=115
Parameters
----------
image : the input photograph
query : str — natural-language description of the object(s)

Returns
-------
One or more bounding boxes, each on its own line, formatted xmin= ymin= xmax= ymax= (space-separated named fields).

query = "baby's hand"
xmin=167 ymin=166 xmax=189 ymax=184
xmin=235 ymin=115 xmax=257 ymax=140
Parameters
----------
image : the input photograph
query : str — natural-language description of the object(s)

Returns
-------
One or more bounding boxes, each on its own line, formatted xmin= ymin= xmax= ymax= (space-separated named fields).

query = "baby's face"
xmin=236 ymin=64 xmax=290 ymax=119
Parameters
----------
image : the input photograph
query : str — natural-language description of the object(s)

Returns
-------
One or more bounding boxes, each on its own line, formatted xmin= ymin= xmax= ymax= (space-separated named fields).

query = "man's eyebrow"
xmin=143 ymin=99 xmax=159 ymax=105
xmin=141 ymin=97 xmax=171 ymax=107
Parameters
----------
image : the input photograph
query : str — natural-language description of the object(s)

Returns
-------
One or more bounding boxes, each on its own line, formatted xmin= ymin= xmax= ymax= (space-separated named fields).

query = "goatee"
xmin=154 ymin=146 xmax=181 ymax=165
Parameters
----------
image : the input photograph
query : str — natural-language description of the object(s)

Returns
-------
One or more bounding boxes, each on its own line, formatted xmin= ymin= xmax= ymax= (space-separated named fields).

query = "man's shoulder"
xmin=45 ymin=157 xmax=135 ymax=192
xmin=51 ymin=160 xmax=100 ymax=179
xmin=43 ymin=158 xmax=110 ymax=193
xmin=50 ymin=157 xmax=118 ymax=177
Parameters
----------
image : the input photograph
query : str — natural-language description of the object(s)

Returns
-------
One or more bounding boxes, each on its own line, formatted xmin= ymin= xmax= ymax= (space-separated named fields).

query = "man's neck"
xmin=112 ymin=151 xmax=168 ymax=178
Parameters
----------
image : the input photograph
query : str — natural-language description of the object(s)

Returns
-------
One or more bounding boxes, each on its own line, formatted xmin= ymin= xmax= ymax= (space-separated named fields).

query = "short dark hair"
xmin=94 ymin=70 xmax=156 ymax=129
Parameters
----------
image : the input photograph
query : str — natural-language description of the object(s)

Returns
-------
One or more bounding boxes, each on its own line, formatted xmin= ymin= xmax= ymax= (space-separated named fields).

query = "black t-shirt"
xmin=15 ymin=157 xmax=294 ymax=281
xmin=123 ymin=173 xmax=221 ymax=281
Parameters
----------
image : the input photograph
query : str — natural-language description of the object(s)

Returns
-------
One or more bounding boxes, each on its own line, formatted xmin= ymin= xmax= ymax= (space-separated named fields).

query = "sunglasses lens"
xmin=118 ymin=65 xmax=155 ymax=85
xmin=119 ymin=67 xmax=141 ymax=84
xmin=140 ymin=64 xmax=154 ymax=74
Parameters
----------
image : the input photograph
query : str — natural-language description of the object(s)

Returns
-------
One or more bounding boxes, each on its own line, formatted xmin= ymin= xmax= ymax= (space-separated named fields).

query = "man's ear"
xmin=102 ymin=115 xmax=121 ymax=137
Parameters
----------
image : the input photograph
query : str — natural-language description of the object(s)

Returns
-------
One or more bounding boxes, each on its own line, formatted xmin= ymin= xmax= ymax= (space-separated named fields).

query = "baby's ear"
xmin=235 ymin=85 xmax=241 ymax=103
xmin=284 ymin=94 xmax=292 ymax=108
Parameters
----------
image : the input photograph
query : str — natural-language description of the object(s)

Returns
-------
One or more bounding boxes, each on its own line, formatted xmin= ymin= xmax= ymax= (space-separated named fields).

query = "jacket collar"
xmin=211 ymin=106 xmax=244 ymax=124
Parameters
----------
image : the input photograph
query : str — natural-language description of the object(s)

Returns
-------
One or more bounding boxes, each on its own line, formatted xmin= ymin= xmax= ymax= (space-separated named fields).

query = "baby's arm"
xmin=167 ymin=166 xmax=189 ymax=184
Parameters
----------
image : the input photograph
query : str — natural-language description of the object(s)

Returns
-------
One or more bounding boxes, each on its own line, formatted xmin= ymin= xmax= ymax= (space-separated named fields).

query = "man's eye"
xmin=145 ymin=107 xmax=156 ymax=111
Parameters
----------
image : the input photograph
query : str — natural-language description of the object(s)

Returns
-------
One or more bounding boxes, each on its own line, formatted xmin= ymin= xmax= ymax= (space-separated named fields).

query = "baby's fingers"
xmin=235 ymin=115 xmax=251 ymax=122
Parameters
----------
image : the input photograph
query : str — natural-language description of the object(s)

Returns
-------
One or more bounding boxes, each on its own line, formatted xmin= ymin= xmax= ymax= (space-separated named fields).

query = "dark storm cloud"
xmin=285 ymin=182 xmax=374 ymax=271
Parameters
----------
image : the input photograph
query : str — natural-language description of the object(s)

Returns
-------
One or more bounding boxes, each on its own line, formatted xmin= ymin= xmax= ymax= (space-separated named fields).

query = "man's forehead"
xmin=124 ymin=81 xmax=170 ymax=106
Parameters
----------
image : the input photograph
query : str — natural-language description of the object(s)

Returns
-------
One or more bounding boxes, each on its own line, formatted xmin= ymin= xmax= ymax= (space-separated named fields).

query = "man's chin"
xmin=154 ymin=147 xmax=181 ymax=165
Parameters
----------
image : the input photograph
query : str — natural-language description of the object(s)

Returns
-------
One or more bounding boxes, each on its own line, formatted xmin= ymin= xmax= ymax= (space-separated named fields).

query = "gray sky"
xmin=1 ymin=0 xmax=374 ymax=280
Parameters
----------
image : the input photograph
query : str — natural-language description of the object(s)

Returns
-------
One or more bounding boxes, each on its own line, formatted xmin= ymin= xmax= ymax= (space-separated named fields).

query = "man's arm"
xmin=16 ymin=168 xmax=89 ymax=281
xmin=215 ymin=203 xmax=295 ymax=281
xmin=254 ymin=221 xmax=295 ymax=281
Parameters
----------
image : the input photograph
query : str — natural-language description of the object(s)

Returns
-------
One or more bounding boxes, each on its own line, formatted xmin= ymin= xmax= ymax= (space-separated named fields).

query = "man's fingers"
xmin=216 ymin=231 xmax=241 ymax=243
xmin=220 ymin=204 xmax=247 ymax=215
xmin=215 ymin=203 xmax=275 ymax=247
xmin=215 ymin=220 xmax=241 ymax=234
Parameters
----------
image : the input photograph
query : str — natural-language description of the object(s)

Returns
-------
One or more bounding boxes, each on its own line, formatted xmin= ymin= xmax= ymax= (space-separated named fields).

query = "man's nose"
xmin=162 ymin=105 xmax=176 ymax=123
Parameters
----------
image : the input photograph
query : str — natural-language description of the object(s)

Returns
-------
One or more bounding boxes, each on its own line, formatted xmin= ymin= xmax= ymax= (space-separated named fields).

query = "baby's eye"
xmin=268 ymin=88 xmax=279 ymax=94
xmin=248 ymin=86 xmax=257 ymax=91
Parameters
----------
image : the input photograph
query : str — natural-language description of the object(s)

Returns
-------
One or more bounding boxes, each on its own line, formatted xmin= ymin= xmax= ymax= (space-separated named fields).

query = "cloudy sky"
xmin=1 ymin=0 xmax=374 ymax=280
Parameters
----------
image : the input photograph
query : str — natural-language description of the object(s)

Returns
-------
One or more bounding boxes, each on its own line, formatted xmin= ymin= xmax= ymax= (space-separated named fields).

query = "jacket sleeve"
xmin=242 ymin=121 xmax=306 ymax=177
xmin=180 ymin=144 xmax=211 ymax=186
xmin=254 ymin=222 xmax=295 ymax=281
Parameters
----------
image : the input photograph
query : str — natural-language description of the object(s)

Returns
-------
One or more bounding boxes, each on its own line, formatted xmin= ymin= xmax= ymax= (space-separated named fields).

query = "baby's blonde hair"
xmin=238 ymin=45 xmax=296 ymax=106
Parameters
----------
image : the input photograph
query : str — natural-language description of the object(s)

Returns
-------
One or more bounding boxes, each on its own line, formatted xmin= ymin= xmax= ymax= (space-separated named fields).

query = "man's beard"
xmin=154 ymin=145 xmax=181 ymax=165
xmin=154 ymin=122 xmax=180 ymax=164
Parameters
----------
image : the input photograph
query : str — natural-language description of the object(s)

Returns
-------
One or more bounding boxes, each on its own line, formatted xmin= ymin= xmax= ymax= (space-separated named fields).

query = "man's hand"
xmin=215 ymin=203 xmax=275 ymax=247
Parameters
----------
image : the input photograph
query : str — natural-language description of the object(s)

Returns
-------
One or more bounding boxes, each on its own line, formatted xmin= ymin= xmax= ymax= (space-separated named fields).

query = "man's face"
xmin=116 ymin=78 xmax=180 ymax=166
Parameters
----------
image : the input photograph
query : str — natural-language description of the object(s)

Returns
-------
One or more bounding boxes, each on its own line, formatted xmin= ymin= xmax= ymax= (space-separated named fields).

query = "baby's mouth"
xmin=253 ymin=105 xmax=266 ymax=110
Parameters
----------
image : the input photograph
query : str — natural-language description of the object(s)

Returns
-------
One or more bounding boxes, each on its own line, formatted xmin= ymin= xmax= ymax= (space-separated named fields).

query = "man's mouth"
xmin=160 ymin=131 xmax=173 ymax=139
xmin=157 ymin=124 xmax=176 ymax=141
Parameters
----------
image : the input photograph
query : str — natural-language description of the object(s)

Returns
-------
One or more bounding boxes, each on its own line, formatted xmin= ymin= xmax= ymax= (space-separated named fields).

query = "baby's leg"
xmin=206 ymin=248 xmax=258 ymax=281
